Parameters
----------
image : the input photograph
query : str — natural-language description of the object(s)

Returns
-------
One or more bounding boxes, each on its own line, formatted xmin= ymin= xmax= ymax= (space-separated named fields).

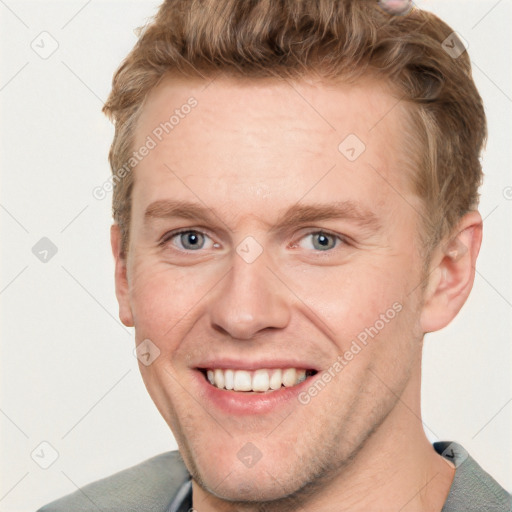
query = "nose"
xmin=208 ymin=245 xmax=291 ymax=340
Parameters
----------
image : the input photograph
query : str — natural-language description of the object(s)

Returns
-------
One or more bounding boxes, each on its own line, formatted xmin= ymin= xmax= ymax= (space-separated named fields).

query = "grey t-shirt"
xmin=38 ymin=441 xmax=512 ymax=512
xmin=434 ymin=442 xmax=511 ymax=512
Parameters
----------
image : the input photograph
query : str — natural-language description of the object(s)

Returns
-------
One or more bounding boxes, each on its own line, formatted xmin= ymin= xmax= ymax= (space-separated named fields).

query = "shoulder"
xmin=434 ymin=441 xmax=512 ymax=512
xmin=36 ymin=450 xmax=190 ymax=512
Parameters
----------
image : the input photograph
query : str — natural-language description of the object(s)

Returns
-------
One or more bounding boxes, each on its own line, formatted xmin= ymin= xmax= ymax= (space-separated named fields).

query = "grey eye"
xmin=178 ymin=231 xmax=206 ymax=250
xmin=310 ymin=232 xmax=337 ymax=251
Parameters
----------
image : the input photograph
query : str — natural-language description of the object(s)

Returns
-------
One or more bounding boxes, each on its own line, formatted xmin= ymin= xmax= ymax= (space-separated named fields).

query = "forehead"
xmin=135 ymin=73 xmax=405 ymax=149
xmin=130 ymin=73 xmax=416 ymax=224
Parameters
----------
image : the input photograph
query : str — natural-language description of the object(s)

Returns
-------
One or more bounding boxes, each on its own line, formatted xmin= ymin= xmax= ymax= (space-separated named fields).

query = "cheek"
xmin=128 ymin=263 xmax=209 ymax=342
xmin=288 ymin=259 xmax=410 ymax=342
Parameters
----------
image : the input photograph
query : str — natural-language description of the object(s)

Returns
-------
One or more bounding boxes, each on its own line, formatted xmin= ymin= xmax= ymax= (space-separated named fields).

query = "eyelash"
xmin=159 ymin=228 xmax=348 ymax=253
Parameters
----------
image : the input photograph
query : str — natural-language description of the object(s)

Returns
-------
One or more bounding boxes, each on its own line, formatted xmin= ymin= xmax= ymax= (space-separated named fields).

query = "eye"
xmin=161 ymin=230 xmax=217 ymax=251
xmin=160 ymin=229 xmax=347 ymax=254
xmin=295 ymin=231 xmax=344 ymax=252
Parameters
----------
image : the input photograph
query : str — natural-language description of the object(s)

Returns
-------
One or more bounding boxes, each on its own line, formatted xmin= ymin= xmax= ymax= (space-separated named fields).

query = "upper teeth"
xmin=206 ymin=368 xmax=307 ymax=392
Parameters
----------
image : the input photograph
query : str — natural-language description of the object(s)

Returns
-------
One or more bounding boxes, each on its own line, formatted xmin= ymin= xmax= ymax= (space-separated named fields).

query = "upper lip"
xmin=195 ymin=359 xmax=320 ymax=371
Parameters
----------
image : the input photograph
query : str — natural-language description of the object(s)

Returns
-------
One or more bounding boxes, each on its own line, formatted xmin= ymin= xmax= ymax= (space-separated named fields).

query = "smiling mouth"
xmin=199 ymin=368 xmax=318 ymax=393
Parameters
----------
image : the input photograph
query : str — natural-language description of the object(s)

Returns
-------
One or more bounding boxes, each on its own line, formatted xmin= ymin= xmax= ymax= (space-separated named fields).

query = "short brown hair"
xmin=103 ymin=0 xmax=486 ymax=258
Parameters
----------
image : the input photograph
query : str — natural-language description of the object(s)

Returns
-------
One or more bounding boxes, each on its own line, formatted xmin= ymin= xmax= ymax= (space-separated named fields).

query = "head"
xmin=104 ymin=0 xmax=486 ymax=507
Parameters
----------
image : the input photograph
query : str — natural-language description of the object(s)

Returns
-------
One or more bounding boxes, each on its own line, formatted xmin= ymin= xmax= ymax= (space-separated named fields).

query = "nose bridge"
xmin=208 ymin=242 xmax=290 ymax=339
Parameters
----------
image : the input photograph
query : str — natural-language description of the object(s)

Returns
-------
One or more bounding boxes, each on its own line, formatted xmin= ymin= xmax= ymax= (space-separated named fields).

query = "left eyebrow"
xmin=267 ymin=201 xmax=382 ymax=235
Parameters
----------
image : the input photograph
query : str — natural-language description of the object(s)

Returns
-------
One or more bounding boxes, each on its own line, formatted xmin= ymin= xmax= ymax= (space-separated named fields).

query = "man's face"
xmin=119 ymin=74 xmax=428 ymax=501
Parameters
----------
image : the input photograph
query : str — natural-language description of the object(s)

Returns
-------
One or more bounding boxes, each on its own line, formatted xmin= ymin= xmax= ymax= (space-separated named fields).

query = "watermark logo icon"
xmin=442 ymin=32 xmax=469 ymax=59
xmin=236 ymin=236 xmax=263 ymax=264
xmin=31 ymin=31 xmax=59 ymax=60
xmin=338 ymin=134 xmax=366 ymax=162
xmin=31 ymin=441 xmax=59 ymax=469
xmin=237 ymin=442 xmax=262 ymax=468
xmin=134 ymin=338 xmax=161 ymax=366
xmin=32 ymin=237 xmax=58 ymax=263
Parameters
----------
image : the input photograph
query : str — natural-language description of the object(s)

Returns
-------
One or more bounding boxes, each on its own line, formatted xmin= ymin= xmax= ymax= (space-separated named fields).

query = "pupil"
xmin=314 ymin=232 xmax=334 ymax=251
xmin=181 ymin=232 xmax=203 ymax=249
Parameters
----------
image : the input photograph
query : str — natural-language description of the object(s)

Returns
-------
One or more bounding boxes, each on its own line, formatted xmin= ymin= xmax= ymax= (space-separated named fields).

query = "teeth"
xmin=252 ymin=369 xmax=270 ymax=392
xmin=282 ymin=368 xmax=297 ymax=387
xmin=214 ymin=369 xmax=225 ymax=389
xmin=234 ymin=370 xmax=252 ymax=391
xmin=224 ymin=369 xmax=234 ymax=390
xmin=269 ymin=369 xmax=282 ymax=390
xmin=204 ymin=368 xmax=312 ymax=392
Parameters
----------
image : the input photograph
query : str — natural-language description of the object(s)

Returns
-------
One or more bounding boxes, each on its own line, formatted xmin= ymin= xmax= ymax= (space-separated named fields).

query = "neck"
xmin=193 ymin=361 xmax=455 ymax=512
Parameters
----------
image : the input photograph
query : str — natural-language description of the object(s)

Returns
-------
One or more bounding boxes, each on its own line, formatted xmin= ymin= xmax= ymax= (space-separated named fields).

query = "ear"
xmin=111 ymin=224 xmax=134 ymax=327
xmin=420 ymin=211 xmax=483 ymax=333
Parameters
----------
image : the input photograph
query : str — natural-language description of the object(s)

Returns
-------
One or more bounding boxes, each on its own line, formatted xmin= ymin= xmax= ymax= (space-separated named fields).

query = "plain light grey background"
xmin=0 ymin=1 xmax=511 ymax=510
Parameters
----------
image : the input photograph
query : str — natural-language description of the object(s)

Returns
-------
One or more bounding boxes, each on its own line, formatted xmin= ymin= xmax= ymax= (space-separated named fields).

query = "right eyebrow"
xmin=144 ymin=199 xmax=217 ymax=225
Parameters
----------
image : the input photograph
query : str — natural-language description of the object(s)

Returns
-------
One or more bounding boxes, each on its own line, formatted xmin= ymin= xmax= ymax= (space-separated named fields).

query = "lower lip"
xmin=193 ymin=370 xmax=316 ymax=415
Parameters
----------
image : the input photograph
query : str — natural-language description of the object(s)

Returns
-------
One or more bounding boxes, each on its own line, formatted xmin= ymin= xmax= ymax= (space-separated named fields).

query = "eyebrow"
xmin=144 ymin=199 xmax=381 ymax=234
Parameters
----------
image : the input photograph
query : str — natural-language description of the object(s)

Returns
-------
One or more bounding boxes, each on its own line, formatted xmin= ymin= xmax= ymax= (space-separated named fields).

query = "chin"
xmin=183 ymin=442 xmax=309 ymax=503
xmin=208 ymin=469 xmax=291 ymax=502
xmin=206 ymin=471 xmax=312 ymax=506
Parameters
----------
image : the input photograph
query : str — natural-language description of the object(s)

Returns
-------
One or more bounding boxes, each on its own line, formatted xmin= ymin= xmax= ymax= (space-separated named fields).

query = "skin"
xmin=378 ymin=0 xmax=413 ymax=16
xmin=111 ymin=73 xmax=482 ymax=512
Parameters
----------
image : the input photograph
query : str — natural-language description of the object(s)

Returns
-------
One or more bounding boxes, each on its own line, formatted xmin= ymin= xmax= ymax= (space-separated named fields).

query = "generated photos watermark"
xmin=92 ymin=96 xmax=198 ymax=200
xmin=298 ymin=301 xmax=403 ymax=405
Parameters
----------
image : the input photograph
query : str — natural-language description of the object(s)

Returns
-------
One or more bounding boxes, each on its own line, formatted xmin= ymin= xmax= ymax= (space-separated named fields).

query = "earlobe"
xmin=111 ymin=224 xmax=134 ymax=327
xmin=420 ymin=211 xmax=483 ymax=333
